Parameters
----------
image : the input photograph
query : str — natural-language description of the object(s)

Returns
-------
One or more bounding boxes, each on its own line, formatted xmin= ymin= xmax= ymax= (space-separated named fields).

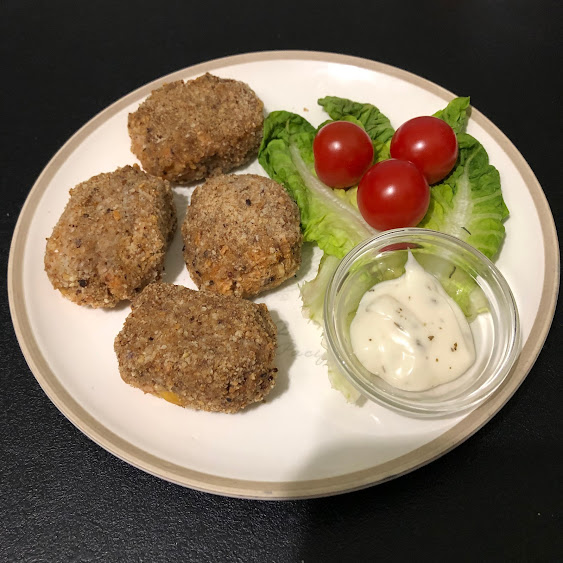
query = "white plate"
xmin=8 ymin=51 xmax=559 ymax=499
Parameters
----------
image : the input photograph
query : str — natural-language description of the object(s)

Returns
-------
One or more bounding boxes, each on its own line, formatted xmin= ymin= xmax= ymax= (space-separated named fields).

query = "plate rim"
xmin=8 ymin=50 xmax=560 ymax=499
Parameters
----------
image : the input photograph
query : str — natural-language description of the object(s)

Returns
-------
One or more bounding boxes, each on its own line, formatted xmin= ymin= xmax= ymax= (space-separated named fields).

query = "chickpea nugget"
xmin=44 ymin=165 xmax=176 ymax=308
xmin=182 ymin=174 xmax=302 ymax=298
xmin=114 ymin=283 xmax=278 ymax=413
xmin=128 ymin=73 xmax=264 ymax=183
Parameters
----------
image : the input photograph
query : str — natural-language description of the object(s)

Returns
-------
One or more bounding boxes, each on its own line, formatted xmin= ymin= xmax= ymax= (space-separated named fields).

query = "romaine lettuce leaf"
xmin=333 ymin=185 xmax=359 ymax=209
xmin=299 ymin=253 xmax=362 ymax=401
xmin=316 ymin=114 xmax=366 ymax=133
xmin=433 ymin=96 xmax=471 ymax=134
xmin=413 ymin=250 xmax=489 ymax=319
xmin=326 ymin=353 xmax=362 ymax=403
xmin=300 ymin=253 xmax=341 ymax=324
xmin=418 ymin=132 xmax=509 ymax=259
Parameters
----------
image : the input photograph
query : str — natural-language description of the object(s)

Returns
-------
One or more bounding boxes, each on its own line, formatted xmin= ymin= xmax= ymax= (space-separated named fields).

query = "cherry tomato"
xmin=390 ymin=116 xmax=458 ymax=184
xmin=381 ymin=242 xmax=421 ymax=252
xmin=313 ymin=121 xmax=374 ymax=188
xmin=357 ymin=159 xmax=430 ymax=230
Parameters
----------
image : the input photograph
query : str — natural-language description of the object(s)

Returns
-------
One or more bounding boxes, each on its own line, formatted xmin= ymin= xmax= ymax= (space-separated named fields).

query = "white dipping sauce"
xmin=350 ymin=251 xmax=475 ymax=391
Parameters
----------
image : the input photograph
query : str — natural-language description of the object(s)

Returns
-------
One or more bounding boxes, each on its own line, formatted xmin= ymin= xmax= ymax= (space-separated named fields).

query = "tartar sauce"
xmin=350 ymin=251 xmax=475 ymax=391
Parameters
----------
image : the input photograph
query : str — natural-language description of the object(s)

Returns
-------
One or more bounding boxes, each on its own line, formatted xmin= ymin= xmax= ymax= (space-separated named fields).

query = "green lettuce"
xmin=433 ymin=96 xmax=471 ymax=134
xmin=412 ymin=251 xmax=489 ymax=319
xmin=299 ymin=253 xmax=341 ymax=324
xmin=326 ymin=352 xmax=362 ymax=403
xmin=418 ymin=132 xmax=509 ymax=260
xmin=427 ymin=96 xmax=508 ymax=257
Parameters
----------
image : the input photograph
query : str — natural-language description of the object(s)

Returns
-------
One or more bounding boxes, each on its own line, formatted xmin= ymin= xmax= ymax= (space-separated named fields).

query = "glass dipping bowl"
xmin=324 ymin=228 xmax=521 ymax=417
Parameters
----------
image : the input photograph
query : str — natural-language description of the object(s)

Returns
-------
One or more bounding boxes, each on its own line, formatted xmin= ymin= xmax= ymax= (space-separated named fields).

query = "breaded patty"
xmin=182 ymin=174 xmax=302 ymax=298
xmin=127 ymin=73 xmax=264 ymax=183
xmin=114 ymin=283 xmax=277 ymax=413
xmin=44 ymin=165 xmax=176 ymax=308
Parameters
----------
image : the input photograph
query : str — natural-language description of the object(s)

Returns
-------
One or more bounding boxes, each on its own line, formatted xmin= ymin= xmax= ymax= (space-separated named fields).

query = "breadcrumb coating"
xmin=114 ymin=283 xmax=278 ymax=413
xmin=44 ymin=165 xmax=176 ymax=307
xmin=182 ymin=174 xmax=302 ymax=298
xmin=128 ymin=73 xmax=264 ymax=183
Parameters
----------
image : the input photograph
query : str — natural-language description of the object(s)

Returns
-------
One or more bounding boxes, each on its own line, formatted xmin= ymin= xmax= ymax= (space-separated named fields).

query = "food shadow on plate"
xmin=102 ymin=300 xmax=132 ymax=314
xmin=161 ymin=188 xmax=192 ymax=284
xmin=252 ymin=241 xmax=316 ymax=301
xmin=245 ymin=309 xmax=295 ymax=410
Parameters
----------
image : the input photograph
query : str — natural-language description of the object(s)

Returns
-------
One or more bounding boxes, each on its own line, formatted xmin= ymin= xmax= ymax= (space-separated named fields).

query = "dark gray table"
xmin=2 ymin=1 xmax=561 ymax=561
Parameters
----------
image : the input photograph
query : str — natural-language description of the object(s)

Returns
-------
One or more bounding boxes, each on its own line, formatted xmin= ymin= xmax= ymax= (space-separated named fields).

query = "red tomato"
xmin=313 ymin=121 xmax=374 ymax=188
xmin=357 ymin=159 xmax=430 ymax=230
xmin=390 ymin=116 xmax=458 ymax=184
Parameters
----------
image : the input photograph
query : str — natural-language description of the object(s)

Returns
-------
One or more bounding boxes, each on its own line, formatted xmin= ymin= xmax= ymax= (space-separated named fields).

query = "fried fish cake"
xmin=44 ymin=165 xmax=176 ymax=307
xmin=114 ymin=283 xmax=278 ymax=413
xmin=128 ymin=73 xmax=264 ymax=183
xmin=182 ymin=174 xmax=302 ymax=298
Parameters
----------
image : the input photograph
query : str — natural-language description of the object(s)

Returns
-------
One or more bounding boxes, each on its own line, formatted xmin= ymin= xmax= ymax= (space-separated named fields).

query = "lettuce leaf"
xmin=300 ymin=253 xmax=341 ymax=324
xmin=413 ymin=251 xmax=489 ymax=319
xmin=433 ymin=96 xmax=471 ymax=134
xmin=326 ymin=351 xmax=362 ymax=403
xmin=418 ymin=132 xmax=509 ymax=260
xmin=258 ymin=110 xmax=375 ymax=259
